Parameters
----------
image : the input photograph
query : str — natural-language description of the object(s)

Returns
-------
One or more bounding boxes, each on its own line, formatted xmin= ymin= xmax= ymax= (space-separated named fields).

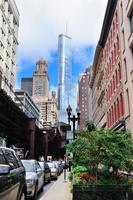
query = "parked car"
xmin=47 ymin=162 xmax=58 ymax=180
xmin=21 ymin=159 xmax=44 ymax=200
xmin=52 ymin=161 xmax=63 ymax=175
xmin=39 ymin=161 xmax=51 ymax=184
xmin=0 ymin=147 xmax=27 ymax=200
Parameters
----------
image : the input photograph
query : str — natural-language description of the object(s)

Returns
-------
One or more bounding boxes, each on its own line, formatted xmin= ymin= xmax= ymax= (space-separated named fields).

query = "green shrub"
xmin=73 ymin=166 xmax=88 ymax=174
xmin=69 ymin=166 xmax=88 ymax=182
xmin=75 ymin=172 xmax=97 ymax=185
xmin=67 ymin=129 xmax=133 ymax=185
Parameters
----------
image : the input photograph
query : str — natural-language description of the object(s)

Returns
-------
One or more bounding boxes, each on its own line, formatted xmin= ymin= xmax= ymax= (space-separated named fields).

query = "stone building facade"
xmin=90 ymin=0 xmax=133 ymax=133
xmin=32 ymin=58 xmax=57 ymax=127
xmin=15 ymin=90 xmax=40 ymax=127
xmin=0 ymin=0 xmax=19 ymax=98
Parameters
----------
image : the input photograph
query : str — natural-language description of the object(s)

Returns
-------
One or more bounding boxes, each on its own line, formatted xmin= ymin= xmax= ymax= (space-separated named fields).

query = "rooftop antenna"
xmin=68 ymin=95 xmax=69 ymax=105
xmin=66 ymin=22 xmax=68 ymax=36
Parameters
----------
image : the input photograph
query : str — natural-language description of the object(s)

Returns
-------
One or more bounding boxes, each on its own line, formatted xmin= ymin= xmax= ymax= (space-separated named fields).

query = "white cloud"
xmin=15 ymin=0 xmax=107 ymax=64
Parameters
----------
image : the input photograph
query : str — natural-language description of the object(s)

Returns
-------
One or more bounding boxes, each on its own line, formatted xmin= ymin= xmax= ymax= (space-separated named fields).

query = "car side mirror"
xmin=36 ymin=168 xmax=42 ymax=173
xmin=0 ymin=164 xmax=10 ymax=175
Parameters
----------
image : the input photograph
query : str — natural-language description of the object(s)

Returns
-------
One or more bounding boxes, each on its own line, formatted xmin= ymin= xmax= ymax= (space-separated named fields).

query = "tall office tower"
xmin=58 ymin=34 xmax=72 ymax=122
xmin=32 ymin=58 xmax=49 ymax=99
xmin=32 ymin=58 xmax=49 ymax=126
xmin=0 ymin=0 xmax=19 ymax=98
xmin=21 ymin=78 xmax=33 ymax=96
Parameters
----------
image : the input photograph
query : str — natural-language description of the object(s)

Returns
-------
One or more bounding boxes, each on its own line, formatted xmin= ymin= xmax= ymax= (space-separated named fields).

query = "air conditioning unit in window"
xmin=12 ymin=29 xmax=15 ymax=34
xmin=0 ymin=65 xmax=3 ymax=74
xmin=1 ymin=5 xmax=5 ymax=12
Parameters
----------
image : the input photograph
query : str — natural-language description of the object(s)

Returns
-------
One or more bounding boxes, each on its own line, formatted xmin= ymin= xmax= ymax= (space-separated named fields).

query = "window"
xmin=120 ymin=93 xmax=124 ymax=116
xmin=116 ymin=11 xmax=118 ymax=28
xmin=111 ymin=30 xmax=113 ymax=41
xmin=110 ymin=80 xmax=112 ymax=96
xmin=131 ymin=46 xmax=133 ymax=57
xmin=107 ymin=112 xmax=109 ymax=127
xmin=120 ymin=2 xmax=123 ymax=25
xmin=109 ymin=110 xmax=111 ymax=127
xmin=117 ymin=98 xmax=120 ymax=119
xmin=115 ymin=69 xmax=118 ymax=86
xmin=122 ymin=29 xmax=125 ymax=52
xmin=118 ymin=63 xmax=122 ymax=81
xmin=35 ymin=161 xmax=41 ymax=170
xmin=124 ymin=58 xmax=128 ymax=82
xmin=0 ymin=149 xmax=7 ymax=165
xmin=129 ymin=10 xmax=133 ymax=33
xmin=4 ymin=150 xmax=18 ymax=169
xmin=0 ymin=73 xmax=2 ymax=89
xmin=113 ymin=76 xmax=115 ymax=91
xmin=126 ymin=89 xmax=130 ymax=116
xmin=114 ymin=102 xmax=117 ymax=122
xmin=114 ymin=44 xmax=116 ymax=60
xmin=113 ymin=21 xmax=115 ymax=35
xmin=111 ymin=106 xmax=114 ymax=125
xmin=117 ymin=36 xmax=120 ymax=54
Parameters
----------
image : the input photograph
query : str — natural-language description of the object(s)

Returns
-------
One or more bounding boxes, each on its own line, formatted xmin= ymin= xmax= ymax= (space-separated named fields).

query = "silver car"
xmin=52 ymin=161 xmax=63 ymax=175
xmin=47 ymin=162 xmax=58 ymax=180
xmin=22 ymin=159 xmax=44 ymax=200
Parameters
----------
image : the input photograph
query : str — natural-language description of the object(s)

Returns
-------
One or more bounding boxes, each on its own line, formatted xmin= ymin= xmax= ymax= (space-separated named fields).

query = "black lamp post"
xmin=66 ymin=105 xmax=80 ymax=140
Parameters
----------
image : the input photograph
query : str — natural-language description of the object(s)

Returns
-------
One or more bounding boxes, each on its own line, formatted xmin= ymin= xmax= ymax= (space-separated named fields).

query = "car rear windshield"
xmin=22 ymin=160 xmax=35 ymax=172
xmin=39 ymin=162 xmax=44 ymax=169
xmin=47 ymin=163 xmax=55 ymax=168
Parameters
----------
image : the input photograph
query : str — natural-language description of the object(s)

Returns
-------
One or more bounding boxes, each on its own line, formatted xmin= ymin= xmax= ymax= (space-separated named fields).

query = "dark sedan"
xmin=0 ymin=147 xmax=27 ymax=200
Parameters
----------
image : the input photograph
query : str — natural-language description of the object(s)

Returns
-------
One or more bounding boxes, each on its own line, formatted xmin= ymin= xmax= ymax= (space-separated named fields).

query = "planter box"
xmin=73 ymin=184 xmax=133 ymax=200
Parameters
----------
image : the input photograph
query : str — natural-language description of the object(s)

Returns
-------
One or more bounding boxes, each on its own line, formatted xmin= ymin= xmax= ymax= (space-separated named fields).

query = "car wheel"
xmin=40 ymin=185 xmax=43 ymax=193
xmin=48 ymin=177 xmax=51 ymax=183
xmin=32 ymin=185 xmax=37 ymax=200
xmin=44 ymin=177 xmax=46 ymax=185
xmin=20 ymin=191 xmax=25 ymax=200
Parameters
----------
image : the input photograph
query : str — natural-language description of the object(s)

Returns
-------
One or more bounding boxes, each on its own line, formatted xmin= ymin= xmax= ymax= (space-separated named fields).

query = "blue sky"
xmin=15 ymin=0 xmax=107 ymax=95
xmin=16 ymin=46 xmax=95 ymax=90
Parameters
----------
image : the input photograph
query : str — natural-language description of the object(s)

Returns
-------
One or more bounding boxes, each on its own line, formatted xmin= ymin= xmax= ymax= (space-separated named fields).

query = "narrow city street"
xmin=38 ymin=172 xmax=72 ymax=200
xmin=0 ymin=0 xmax=133 ymax=199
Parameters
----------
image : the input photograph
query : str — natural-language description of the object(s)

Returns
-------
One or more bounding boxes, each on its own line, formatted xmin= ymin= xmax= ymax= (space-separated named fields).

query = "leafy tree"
xmin=85 ymin=121 xmax=96 ymax=132
xmin=67 ymin=129 xmax=133 ymax=184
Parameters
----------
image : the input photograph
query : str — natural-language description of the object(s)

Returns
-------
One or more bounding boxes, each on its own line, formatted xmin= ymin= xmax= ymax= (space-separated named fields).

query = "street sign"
xmin=66 ymin=131 xmax=73 ymax=140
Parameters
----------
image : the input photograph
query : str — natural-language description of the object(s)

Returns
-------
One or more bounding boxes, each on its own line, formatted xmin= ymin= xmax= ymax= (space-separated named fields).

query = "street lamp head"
xmin=76 ymin=107 xmax=80 ymax=125
xmin=66 ymin=105 xmax=72 ymax=124
xmin=66 ymin=104 xmax=72 ymax=114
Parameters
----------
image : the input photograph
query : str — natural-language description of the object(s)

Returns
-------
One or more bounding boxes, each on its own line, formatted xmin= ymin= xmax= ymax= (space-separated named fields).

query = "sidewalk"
xmin=40 ymin=171 xmax=72 ymax=200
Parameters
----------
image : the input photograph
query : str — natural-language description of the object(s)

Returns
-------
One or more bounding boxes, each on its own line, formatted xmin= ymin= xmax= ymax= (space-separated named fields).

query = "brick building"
xmin=90 ymin=0 xmax=133 ymax=132
xmin=78 ymin=68 xmax=92 ymax=130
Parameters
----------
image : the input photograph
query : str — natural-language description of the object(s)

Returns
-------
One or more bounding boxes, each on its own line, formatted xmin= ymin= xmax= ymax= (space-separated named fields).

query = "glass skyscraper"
xmin=58 ymin=34 xmax=72 ymax=122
